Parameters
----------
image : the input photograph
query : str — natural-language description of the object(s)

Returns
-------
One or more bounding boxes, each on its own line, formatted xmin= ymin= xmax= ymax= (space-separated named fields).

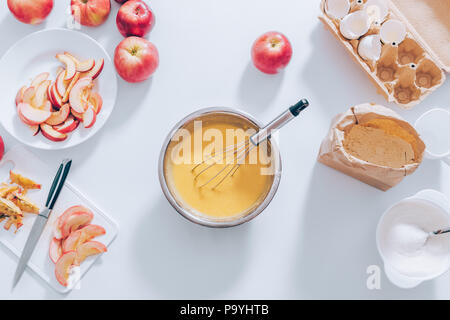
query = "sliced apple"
xmin=30 ymin=72 xmax=49 ymax=88
xmin=83 ymin=105 xmax=96 ymax=129
xmin=75 ymin=241 xmax=107 ymax=265
xmin=62 ymin=72 xmax=80 ymax=103
xmin=89 ymin=92 xmax=103 ymax=114
xmin=65 ymin=52 xmax=95 ymax=73
xmin=46 ymin=103 xmax=70 ymax=126
xmin=62 ymin=224 xmax=106 ymax=253
xmin=56 ymin=54 xmax=76 ymax=81
xmin=81 ymin=58 xmax=104 ymax=80
xmin=55 ymin=251 xmax=77 ymax=287
xmin=22 ymin=87 xmax=35 ymax=105
xmin=17 ymin=103 xmax=51 ymax=126
xmin=56 ymin=205 xmax=94 ymax=239
xmin=40 ymin=123 xmax=68 ymax=142
xmin=39 ymin=100 xmax=52 ymax=112
xmin=15 ymin=86 xmax=27 ymax=107
xmin=70 ymin=108 xmax=84 ymax=121
xmin=54 ymin=115 xmax=79 ymax=134
xmin=50 ymin=84 xmax=63 ymax=109
xmin=49 ymin=237 xmax=62 ymax=264
xmin=56 ymin=70 xmax=68 ymax=97
xmin=69 ymin=77 xmax=93 ymax=113
xmin=47 ymin=83 xmax=55 ymax=106
xmin=32 ymin=80 xmax=52 ymax=108
xmin=29 ymin=125 xmax=40 ymax=136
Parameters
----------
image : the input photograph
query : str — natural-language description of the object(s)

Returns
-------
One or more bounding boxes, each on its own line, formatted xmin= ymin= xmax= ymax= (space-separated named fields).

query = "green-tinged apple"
xmin=7 ymin=0 xmax=53 ymax=25
xmin=116 ymin=0 xmax=155 ymax=38
xmin=71 ymin=0 xmax=111 ymax=27
xmin=114 ymin=36 xmax=159 ymax=83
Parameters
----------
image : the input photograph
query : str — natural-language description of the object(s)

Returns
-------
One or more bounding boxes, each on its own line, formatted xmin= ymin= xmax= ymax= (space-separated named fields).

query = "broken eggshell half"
xmin=380 ymin=19 xmax=406 ymax=46
xmin=325 ymin=0 xmax=350 ymax=20
xmin=364 ymin=0 xmax=388 ymax=25
xmin=339 ymin=10 xmax=370 ymax=40
xmin=358 ymin=34 xmax=382 ymax=61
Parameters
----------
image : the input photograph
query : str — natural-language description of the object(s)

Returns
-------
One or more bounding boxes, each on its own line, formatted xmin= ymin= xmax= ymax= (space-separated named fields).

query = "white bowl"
xmin=0 ymin=29 xmax=117 ymax=150
xmin=415 ymin=108 xmax=450 ymax=164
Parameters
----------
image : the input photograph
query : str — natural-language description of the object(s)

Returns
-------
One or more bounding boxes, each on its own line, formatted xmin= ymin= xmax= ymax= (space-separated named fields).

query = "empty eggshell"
xmin=364 ymin=0 xmax=388 ymax=24
xmin=358 ymin=35 xmax=382 ymax=61
xmin=339 ymin=10 xmax=370 ymax=40
xmin=380 ymin=20 xmax=406 ymax=45
xmin=325 ymin=0 xmax=350 ymax=19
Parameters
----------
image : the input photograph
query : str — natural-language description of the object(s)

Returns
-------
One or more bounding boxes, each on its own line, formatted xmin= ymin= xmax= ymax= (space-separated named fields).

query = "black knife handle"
xmin=45 ymin=159 xmax=72 ymax=209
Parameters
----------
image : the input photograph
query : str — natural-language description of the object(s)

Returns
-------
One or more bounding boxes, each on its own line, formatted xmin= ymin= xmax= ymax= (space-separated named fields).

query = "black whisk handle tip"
xmin=290 ymin=98 xmax=310 ymax=116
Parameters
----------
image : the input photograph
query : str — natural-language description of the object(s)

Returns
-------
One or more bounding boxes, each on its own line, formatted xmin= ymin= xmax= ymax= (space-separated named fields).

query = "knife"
xmin=13 ymin=158 xmax=72 ymax=287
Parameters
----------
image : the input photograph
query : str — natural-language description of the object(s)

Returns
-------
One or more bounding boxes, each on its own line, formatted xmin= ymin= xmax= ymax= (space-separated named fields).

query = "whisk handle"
xmin=250 ymin=99 xmax=309 ymax=145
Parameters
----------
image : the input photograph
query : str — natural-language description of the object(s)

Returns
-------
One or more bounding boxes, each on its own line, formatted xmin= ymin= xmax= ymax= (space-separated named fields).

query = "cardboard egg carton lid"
xmin=389 ymin=0 xmax=450 ymax=73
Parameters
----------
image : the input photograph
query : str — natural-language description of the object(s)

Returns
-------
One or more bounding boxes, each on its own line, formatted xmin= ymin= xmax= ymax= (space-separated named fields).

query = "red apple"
xmin=116 ymin=0 xmax=155 ymax=38
xmin=114 ymin=36 xmax=159 ymax=83
xmin=251 ymin=31 xmax=292 ymax=74
xmin=7 ymin=0 xmax=53 ymax=25
xmin=0 ymin=136 xmax=4 ymax=162
xmin=71 ymin=0 xmax=111 ymax=27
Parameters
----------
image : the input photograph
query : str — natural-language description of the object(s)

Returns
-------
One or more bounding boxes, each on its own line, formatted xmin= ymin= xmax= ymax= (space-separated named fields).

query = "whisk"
xmin=192 ymin=98 xmax=310 ymax=189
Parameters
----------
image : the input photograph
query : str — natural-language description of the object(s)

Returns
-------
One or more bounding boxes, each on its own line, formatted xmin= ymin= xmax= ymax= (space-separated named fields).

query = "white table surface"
xmin=0 ymin=0 xmax=449 ymax=300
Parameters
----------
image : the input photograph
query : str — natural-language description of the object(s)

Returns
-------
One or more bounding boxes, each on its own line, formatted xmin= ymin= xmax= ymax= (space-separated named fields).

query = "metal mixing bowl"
xmin=158 ymin=107 xmax=282 ymax=228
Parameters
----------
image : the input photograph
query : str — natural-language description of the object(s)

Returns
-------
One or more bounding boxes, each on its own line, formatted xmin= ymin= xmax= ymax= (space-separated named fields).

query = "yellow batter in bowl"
xmin=160 ymin=109 xmax=280 ymax=226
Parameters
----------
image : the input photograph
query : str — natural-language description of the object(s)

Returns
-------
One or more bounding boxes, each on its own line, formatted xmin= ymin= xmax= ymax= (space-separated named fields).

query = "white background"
xmin=0 ymin=0 xmax=449 ymax=299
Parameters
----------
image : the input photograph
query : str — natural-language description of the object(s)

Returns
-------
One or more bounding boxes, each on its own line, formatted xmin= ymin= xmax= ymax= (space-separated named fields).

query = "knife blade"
xmin=12 ymin=159 xmax=72 ymax=288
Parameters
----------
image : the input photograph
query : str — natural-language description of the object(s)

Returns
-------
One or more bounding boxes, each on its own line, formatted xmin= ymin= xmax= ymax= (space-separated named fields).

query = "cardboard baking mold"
xmin=319 ymin=0 xmax=448 ymax=109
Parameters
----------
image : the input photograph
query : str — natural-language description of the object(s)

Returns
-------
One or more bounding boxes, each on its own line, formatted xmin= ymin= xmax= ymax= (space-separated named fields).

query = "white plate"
xmin=0 ymin=29 xmax=117 ymax=150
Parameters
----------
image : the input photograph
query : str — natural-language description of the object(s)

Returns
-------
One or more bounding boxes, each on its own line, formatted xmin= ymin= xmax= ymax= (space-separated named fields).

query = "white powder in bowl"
xmin=378 ymin=199 xmax=450 ymax=278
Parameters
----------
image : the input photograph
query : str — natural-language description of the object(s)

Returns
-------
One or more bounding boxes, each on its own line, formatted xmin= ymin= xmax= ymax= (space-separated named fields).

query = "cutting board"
xmin=0 ymin=146 xmax=119 ymax=294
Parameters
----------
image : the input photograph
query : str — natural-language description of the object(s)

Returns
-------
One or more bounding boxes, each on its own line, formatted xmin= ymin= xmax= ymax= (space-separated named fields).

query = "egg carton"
xmin=319 ymin=0 xmax=448 ymax=109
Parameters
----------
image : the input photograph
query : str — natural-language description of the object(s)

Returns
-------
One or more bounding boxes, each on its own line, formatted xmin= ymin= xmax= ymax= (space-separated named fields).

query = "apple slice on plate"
xmin=40 ymin=123 xmax=68 ymax=142
xmin=89 ymin=92 xmax=103 ymax=114
xmin=17 ymin=103 xmax=51 ymax=126
xmin=56 ymin=70 xmax=68 ymax=97
xmin=29 ymin=125 xmax=40 ymax=136
xmin=30 ymin=72 xmax=49 ymax=88
xmin=56 ymin=205 xmax=94 ymax=239
xmin=69 ymin=77 xmax=93 ymax=113
xmin=81 ymin=58 xmax=104 ymax=80
xmin=49 ymin=237 xmax=63 ymax=264
xmin=55 ymin=251 xmax=77 ymax=287
xmin=62 ymin=224 xmax=106 ymax=253
xmin=50 ymin=84 xmax=63 ymax=109
xmin=64 ymin=52 xmax=95 ymax=72
xmin=75 ymin=241 xmax=107 ymax=265
xmin=56 ymin=54 xmax=76 ymax=81
xmin=62 ymin=72 xmax=80 ymax=103
xmin=83 ymin=105 xmax=97 ymax=128
xmin=46 ymin=103 xmax=70 ymax=126
xmin=32 ymin=80 xmax=52 ymax=108
xmin=54 ymin=115 xmax=79 ymax=134
xmin=22 ymin=87 xmax=35 ymax=105
xmin=39 ymin=100 xmax=52 ymax=112
xmin=15 ymin=86 xmax=27 ymax=107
